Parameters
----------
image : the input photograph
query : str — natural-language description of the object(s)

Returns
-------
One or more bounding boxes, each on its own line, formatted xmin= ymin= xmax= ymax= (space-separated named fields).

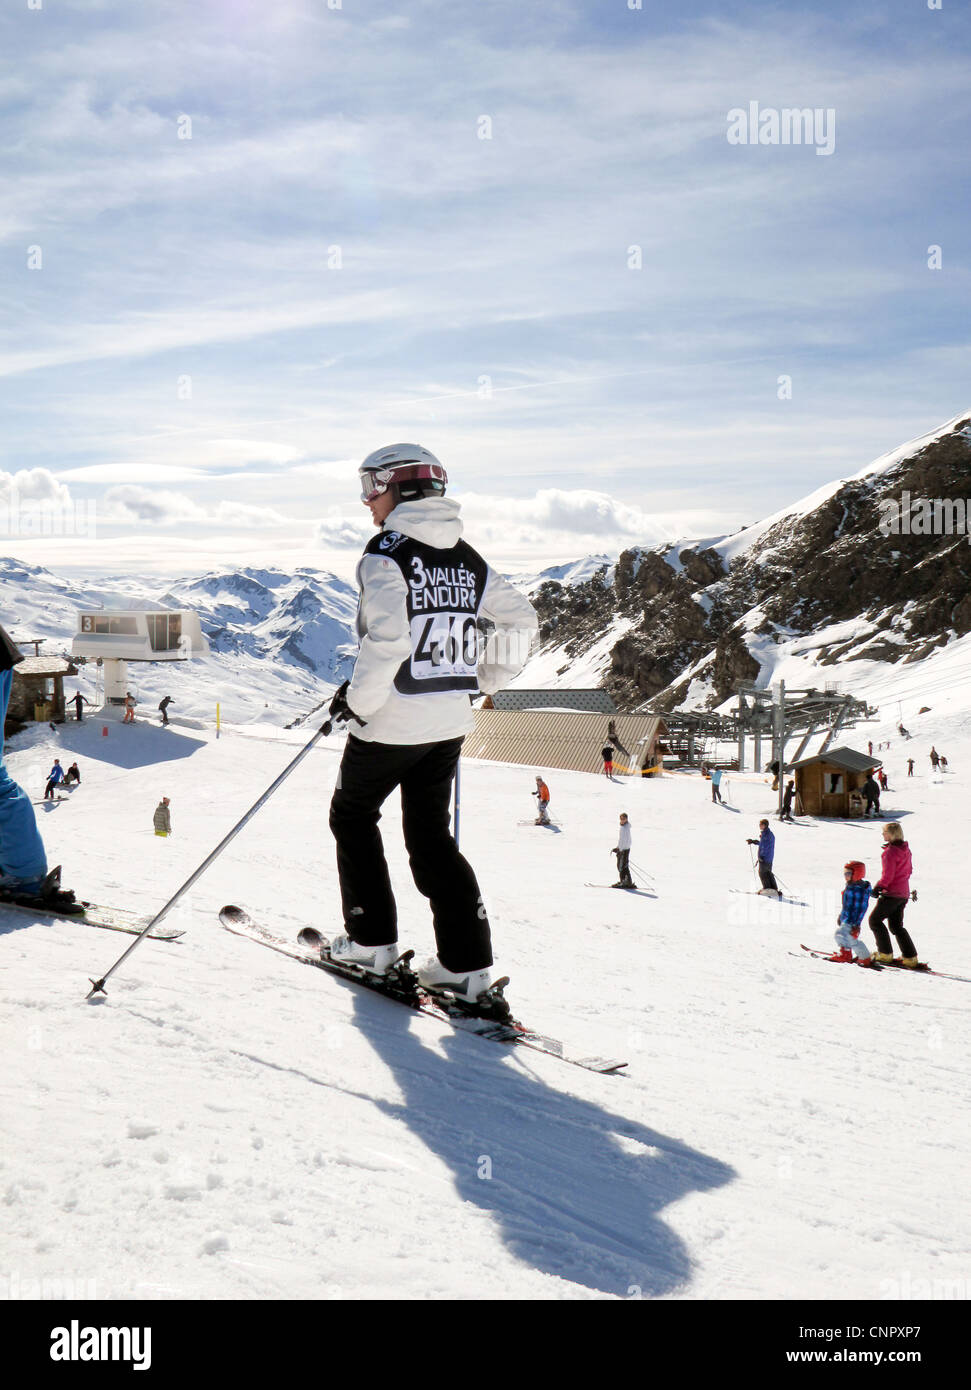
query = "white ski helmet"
xmin=359 ymin=443 xmax=447 ymax=503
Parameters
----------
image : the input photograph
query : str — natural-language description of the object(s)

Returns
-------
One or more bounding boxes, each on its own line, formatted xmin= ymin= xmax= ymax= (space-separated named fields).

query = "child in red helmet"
xmin=830 ymin=861 xmax=876 ymax=966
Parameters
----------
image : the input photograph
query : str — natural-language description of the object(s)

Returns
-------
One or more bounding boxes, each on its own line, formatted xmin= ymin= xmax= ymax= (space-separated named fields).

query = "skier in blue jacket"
xmin=746 ymin=820 xmax=780 ymax=895
xmin=710 ymin=767 xmax=723 ymax=803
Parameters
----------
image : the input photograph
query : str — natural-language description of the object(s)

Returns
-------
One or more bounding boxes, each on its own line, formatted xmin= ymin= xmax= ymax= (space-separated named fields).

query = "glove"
xmin=911 ymin=889 xmax=918 ymax=902
xmin=746 ymin=839 xmax=757 ymax=845
xmin=329 ymin=679 xmax=366 ymax=728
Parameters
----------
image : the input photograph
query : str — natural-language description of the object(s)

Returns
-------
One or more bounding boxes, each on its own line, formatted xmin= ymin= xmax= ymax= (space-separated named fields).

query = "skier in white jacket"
xmin=612 ymin=813 xmax=634 ymax=888
xmin=327 ymin=444 xmax=539 ymax=1001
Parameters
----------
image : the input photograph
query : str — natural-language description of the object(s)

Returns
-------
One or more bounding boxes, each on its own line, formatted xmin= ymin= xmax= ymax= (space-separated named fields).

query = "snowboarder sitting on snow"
xmin=154 ymin=797 xmax=172 ymax=836
xmin=612 ymin=813 xmax=634 ymax=887
xmin=326 ymin=443 xmax=539 ymax=1003
xmin=747 ymin=820 xmax=780 ymax=895
xmin=862 ymin=772 xmax=881 ymax=818
xmin=534 ymin=775 xmax=551 ymax=825
xmin=601 ymin=744 xmax=614 ymax=778
xmin=830 ymin=861 xmax=874 ymax=966
xmin=62 ymin=762 xmax=81 ymax=787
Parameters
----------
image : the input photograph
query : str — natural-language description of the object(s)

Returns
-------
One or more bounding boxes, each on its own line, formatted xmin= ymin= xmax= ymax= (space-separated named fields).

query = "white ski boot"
xmin=416 ymin=957 xmax=493 ymax=1002
xmin=329 ymin=935 xmax=400 ymax=975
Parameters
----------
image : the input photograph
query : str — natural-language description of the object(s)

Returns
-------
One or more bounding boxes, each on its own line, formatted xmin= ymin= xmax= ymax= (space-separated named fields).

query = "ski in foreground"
xmin=218 ymin=905 xmax=628 ymax=1076
xmin=0 ymin=892 xmax=185 ymax=940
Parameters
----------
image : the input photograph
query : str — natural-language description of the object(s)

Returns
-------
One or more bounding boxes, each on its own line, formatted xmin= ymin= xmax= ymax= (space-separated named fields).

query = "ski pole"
xmin=629 ymin=858 xmax=655 ymax=883
xmin=86 ymin=719 xmax=337 ymax=999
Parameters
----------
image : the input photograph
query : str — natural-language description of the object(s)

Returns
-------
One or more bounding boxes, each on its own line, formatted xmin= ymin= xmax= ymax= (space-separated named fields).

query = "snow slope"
xmin=2 ymin=706 xmax=969 ymax=1300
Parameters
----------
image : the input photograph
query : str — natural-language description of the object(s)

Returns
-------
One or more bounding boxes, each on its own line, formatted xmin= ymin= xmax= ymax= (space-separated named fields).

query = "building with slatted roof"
xmin=464 ymin=706 xmax=667 ymax=777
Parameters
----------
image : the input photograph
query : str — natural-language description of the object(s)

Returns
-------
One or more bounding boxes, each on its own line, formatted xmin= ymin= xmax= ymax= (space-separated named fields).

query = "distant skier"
xmin=868 ymin=741 xmax=873 ymax=756
xmin=44 ymin=760 xmax=64 ymax=800
xmin=862 ymin=772 xmax=881 ymax=818
xmin=123 ymin=692 xmax=136 ymax=724
xmin=747 ymin=820 xmax=780 ymax=895
xmin=0 ymin=627 xmax=78 ymax=910
xmin=877 ymin=768 xmax=889 ymax=792
xmin=158 ymin=696 xmax=173 ymax=726
xmin=154 ymin=797 xmax=172 ymax=836
xmin=533 ymin=775 xmax=551 ymax=825
xmin=710 ymin=767 xmax=723 ymax=803
xmin=907 ymin=758 xmax=915 ymax=777
xmin=72 ymin=691 xmax=89 ymax=722
xmin=781 ymin=779 xmax=796 ymax=822
xmin=868 ymin=822 xmax=918 ymax=967
xmin=601 ymin=743 xmax=614 ymax=779
xmin=940 ymin=755 xmax=948 ymax=772
xmin=830 ymin=861 xmax=875 ymax=966
xmin=611 ymin=813 xmax=634 ymax=888
xmin=325 ymin=443 xmax=539 ymax=1002
xmin=930 ymin=747 xmax=939 ymax=770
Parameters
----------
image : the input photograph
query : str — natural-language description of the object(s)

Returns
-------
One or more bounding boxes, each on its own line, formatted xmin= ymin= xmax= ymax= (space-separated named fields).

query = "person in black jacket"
xmin=159 ymin=695 xmax=173 ymax=726
xmin=601 ymin=744 xmax=614 ymax=778
xmin=862 ymin=772 xmax=881 ymax=818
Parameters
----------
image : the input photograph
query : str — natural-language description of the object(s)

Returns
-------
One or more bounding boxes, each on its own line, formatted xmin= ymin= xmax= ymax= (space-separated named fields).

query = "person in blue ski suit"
xmin=44 ymin=760 xmax=65 ymax=800
xmin=0 ymin=623 xmax=49 ymax=893
xmin=746 ymin=820 xmax=779 ymax=894
xmin=710 ymin=767 xmax=723 ymax=803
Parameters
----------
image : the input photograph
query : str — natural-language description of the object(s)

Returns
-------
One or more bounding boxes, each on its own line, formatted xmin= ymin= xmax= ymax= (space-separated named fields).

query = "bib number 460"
xmin=413 ymin=613 xmax=478 ymax=674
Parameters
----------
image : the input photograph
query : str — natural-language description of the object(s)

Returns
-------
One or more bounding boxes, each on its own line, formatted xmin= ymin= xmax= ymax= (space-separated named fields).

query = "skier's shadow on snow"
xmin=349 ymin=990 xmax=734 ymax=1298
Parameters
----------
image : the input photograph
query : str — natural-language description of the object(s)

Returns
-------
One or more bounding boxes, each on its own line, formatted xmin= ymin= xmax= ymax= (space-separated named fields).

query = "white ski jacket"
xmin=346 ymin=497 xmax=539 ymax=745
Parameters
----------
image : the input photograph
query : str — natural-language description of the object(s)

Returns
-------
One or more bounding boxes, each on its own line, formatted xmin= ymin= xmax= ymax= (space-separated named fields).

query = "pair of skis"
xmin=796 ymin=943 xmax=970 ymax=983
xmin=218 ymin=905 xmax=627 ymax=1076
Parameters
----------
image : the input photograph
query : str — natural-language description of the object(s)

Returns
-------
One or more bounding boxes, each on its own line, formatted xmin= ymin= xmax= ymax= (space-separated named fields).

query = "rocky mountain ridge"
xmin=531 ymin=411 xmax=971 ymax=711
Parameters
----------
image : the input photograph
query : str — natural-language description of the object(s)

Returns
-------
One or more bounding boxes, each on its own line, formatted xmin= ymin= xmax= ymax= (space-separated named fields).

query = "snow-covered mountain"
xmin=522 ymin=410 xmax=971 ymax=719
xmin=0 ymin=560 xmax=359 ymax=726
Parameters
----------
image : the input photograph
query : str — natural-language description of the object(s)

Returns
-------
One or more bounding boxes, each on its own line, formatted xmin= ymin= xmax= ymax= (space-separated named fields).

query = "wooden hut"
xmin=6 ymin=655 xmax=78 ymax=730
xmin=788 ymin=746 xmax=882 ymax=818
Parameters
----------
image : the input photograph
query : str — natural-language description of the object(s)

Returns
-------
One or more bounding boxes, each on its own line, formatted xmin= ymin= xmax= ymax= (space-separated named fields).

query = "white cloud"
xmin=0 ymin=468 xmax=72 ymax=507
xmin=103 ymin=486 xmax=288 ymax=528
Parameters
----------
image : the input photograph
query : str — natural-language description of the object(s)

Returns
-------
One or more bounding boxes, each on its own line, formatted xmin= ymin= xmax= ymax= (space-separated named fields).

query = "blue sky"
xmin=1 ymin=0 xmax=969 ymax=580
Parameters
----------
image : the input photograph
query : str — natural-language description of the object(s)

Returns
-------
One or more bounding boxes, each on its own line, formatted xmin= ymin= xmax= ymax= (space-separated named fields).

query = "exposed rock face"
xmin=530 ymin=413 xmax=971 ymax=709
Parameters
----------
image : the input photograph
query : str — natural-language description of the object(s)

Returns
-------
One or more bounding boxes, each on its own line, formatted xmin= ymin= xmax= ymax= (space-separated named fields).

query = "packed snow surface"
xmin=1 ymin=708 xmax=969 ymax=1300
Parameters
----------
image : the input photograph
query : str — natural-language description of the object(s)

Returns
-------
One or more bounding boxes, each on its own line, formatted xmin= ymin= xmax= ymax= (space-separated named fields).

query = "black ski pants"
xmin=615 ymin=849 xmax=633 ymax=887
xmin=329 ymin=734 xmax=492 ymax=972
xmin=868 ymin=894 xmax=916 ymax=958
xmin=757 ymin=858 xmax=779 ymax=892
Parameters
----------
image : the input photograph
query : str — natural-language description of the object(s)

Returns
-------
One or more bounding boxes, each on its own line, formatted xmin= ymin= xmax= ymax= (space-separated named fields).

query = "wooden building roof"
xmin=788 ymin=745 xmax=882 ymax=773
xmin=13 ymin=655 xmax=77 ymax=678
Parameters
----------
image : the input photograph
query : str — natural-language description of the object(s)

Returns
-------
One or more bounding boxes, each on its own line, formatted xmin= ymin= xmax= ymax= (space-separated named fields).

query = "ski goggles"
xmin=359 ymin=461 xmax=447 ymax=503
